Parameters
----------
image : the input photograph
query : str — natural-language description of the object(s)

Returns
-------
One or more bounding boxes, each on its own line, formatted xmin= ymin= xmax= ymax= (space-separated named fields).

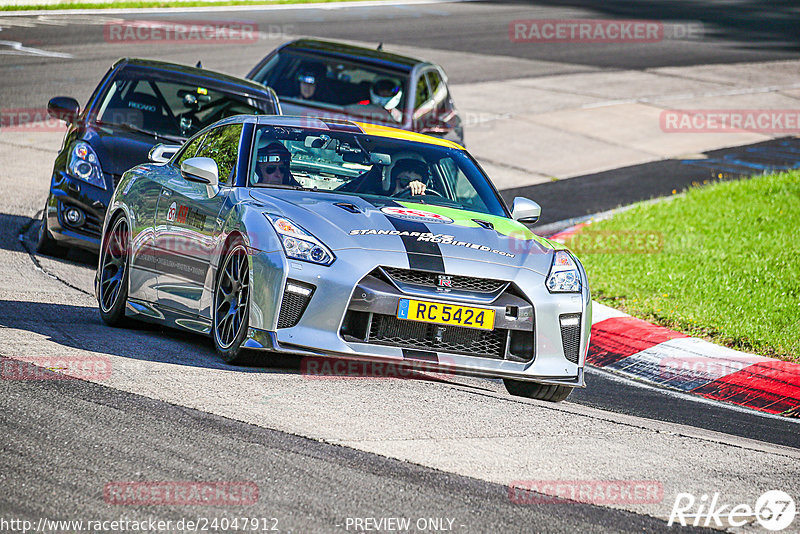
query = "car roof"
xmin=249 ymin=115 xmax=463 ymax=149
xmin=279 ymin=39 xmax=428 ymax=72
xmin=113 ymin=58 xmax=275 ymax=96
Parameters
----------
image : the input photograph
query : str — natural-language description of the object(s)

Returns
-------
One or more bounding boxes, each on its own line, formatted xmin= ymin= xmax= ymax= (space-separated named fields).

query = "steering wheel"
xmin=391 ymin=185 xmax=443 ymax=198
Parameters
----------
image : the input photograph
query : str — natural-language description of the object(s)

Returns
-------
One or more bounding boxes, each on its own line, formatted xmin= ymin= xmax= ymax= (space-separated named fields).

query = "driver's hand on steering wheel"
xmin=407 ymin=180 xmax=426 ymax=195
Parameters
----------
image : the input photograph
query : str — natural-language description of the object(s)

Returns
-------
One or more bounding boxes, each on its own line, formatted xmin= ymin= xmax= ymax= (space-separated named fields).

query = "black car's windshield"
xmin=95 ymin=67 xmax=276 ymax=139
xmin=250 ymin=51 xmax=408 ymax=124
xmin=249 ymin=125 xmax=507 ymax=218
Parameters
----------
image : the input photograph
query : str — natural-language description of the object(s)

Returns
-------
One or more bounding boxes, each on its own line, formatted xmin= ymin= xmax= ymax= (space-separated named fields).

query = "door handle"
xmin=160 ymin=189 xmax=171 ymax=197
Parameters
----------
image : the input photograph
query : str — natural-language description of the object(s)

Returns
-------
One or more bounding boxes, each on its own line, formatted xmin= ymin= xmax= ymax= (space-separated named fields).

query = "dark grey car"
xmin=247 ymin=39 xmax=464 ymax=145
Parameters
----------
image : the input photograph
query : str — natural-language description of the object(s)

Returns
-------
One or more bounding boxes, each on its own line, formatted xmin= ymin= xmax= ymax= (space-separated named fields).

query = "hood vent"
xmin=472 ymin=219 xmax=494 ymax=230
xmin=334 ymin=202 xmax=362 ymax=214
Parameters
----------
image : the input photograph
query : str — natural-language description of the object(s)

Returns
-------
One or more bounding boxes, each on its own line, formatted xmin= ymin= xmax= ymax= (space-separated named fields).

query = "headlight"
xmin=67 ymin=141 xmax=106 ymax=190
xmin=546 ymin=250 xmax=582 ymax=293
xmin=265 ymin=214 xmax=335 ymax=266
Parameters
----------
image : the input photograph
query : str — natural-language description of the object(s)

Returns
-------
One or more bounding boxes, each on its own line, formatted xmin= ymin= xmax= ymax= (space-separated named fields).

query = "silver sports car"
xmin=96 ymin=115 xmax=591 ymax=401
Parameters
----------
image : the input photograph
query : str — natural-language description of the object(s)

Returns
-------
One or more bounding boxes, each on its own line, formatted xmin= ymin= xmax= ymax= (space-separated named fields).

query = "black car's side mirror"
xmin=48 ymin=97 xmax=80 ymax=124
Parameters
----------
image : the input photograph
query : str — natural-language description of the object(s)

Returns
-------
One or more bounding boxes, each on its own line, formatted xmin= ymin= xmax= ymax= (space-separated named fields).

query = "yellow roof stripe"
xmin=354 ymin=122 xmax=465 ymax=150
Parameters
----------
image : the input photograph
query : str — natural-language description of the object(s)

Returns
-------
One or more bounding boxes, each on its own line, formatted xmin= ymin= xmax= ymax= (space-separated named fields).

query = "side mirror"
xmin=48 ymin=96 xmax=80 ymax=124
xmin=512 ymin=197 xmax=541 ymax=225
xmin=181 ymin=157 xmax=219 ymax=187
xmin=148 ymin=144 xmax=181 ymax=163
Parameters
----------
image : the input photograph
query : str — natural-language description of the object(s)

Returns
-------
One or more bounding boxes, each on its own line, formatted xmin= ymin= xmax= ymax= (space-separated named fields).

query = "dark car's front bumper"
xmin=45 ymin=170 xmax=117 ymax=252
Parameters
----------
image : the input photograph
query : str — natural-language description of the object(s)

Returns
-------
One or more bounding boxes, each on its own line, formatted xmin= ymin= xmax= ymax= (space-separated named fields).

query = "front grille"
xmin=560 ymin=314 xmax=582 ymax=364
xmin=368 ymin=313 xmax=507 ymax=359
xmin=382 ymin=267 xmax=507 ymax=293
xmin=277 ymin=281 xmax=314 ymax=329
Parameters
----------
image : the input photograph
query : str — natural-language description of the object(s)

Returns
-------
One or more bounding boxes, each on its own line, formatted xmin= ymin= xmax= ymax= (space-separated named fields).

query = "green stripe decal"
xmin=396 ymin=201 xmax=559 ymax=249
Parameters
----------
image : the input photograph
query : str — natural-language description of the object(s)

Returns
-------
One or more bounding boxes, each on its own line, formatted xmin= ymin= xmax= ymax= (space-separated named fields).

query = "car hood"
xmin=86 ymin=125 xmax=183 ymax=177
xmin=247 ymin=189 xmax=556 ymax=275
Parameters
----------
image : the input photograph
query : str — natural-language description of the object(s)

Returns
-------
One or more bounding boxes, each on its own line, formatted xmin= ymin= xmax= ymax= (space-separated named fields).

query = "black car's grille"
xmin=382 ymin=267 xmax=507 ymax=294
xmin=368 ymin=313 xmax=507 ymax=359
xmin=83 ymin=211 xmax=103 ymax=236
xmin=277 ymin=281 xmax=314 ymax=329
xmin=560 ymin=314 xmax=582 ymax=364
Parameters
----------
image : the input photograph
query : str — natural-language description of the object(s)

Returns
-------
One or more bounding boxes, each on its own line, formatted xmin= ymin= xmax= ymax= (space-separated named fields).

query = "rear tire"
xmin=98 ymin=215 xmax=131 ymax=327
xmin=213 ymin=239 xmax=251 ymax=364
xmin=36 ymin=209 xmax=67 ymax=258
xmin=503 ymin=379 xmax=573 ymax=402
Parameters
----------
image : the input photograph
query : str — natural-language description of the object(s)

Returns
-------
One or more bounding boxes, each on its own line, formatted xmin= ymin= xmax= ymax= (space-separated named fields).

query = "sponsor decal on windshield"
xmin=380 ymin=206 xmax=453 ymax=224
xmin=349 ymin=229 xmax=515 ymax=258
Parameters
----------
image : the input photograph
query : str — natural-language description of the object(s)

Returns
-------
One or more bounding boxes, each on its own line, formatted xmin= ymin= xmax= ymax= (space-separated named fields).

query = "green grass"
xmin=1 ymin=0 xmax=380 ymax=11
xmin=567 ymin=170 xmax=800 ymax=363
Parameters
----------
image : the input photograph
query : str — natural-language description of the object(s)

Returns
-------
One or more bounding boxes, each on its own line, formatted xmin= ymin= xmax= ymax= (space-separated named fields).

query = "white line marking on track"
xmin=0 ymin=39 xmax=72 ymax=57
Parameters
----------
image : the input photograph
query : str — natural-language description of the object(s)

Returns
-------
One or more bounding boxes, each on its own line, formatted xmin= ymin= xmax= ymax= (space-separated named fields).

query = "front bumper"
xmin=45 ymin=170 xmax=113 ymax=252
xmin=246 ymin=248 xmax=590 ymax=385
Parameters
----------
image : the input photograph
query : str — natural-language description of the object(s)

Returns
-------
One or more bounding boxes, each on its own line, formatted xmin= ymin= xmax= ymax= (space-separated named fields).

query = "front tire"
xmin=36 ymin=208 xmax=67 ymax=258
xmin=213 ymin=239 xmax=251 ymax=364
xmin=98 ymin=216 xmax=130 ymax=327
xmin=503 ymin=379 xmax=573 ymax=402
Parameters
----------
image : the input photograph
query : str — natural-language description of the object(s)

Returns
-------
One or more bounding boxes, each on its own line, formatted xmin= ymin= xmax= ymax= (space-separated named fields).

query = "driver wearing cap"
xmin=254 ymin=142 xmax=301 ymax=187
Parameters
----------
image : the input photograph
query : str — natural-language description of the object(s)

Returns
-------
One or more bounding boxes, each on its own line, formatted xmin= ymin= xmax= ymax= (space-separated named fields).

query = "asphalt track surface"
xmin=1 ymin=1 xmax=800 ymax=531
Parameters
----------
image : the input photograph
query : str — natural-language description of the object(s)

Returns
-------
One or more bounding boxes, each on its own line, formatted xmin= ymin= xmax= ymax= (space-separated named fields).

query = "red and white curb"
xmin=589 ymin=303 xmax=800 ymax=417
xmin=545 ymin=224 xmax=800 ymax=418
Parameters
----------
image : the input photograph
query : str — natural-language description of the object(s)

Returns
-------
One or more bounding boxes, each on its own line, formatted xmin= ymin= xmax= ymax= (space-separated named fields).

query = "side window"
xmin=425 ymin=70 xmax=450 ymax=111
xmin=174 ymin=133 xmax=206 ymax=167
xmin=194 ymin=123 xmax=243 ymax=185
xmin=414 ymin=74 xmax=431 ymax=110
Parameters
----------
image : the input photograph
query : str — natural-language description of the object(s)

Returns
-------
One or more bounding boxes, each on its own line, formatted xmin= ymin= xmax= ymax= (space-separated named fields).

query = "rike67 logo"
xmin=669 ymin=490 xmax=796 ymax=530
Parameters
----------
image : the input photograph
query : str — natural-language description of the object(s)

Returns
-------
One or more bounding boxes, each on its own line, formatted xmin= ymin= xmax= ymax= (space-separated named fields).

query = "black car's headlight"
xmin=265 ymin=214 xmax=335 ymax=266
xmin=546 ymin=250 xmax=582 ymax=293
xmin=67 ymin=141 xmax=106 ymax=190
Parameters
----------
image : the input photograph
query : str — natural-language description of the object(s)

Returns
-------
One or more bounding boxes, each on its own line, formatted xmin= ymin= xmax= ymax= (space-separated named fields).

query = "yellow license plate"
xmin=397 ymin=299 xmax=495 ymax=331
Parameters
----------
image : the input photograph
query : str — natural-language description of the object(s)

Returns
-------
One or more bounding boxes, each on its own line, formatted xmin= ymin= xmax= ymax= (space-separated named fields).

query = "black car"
xmin=246 ymin=39 xmax=463 ymax=145
xmin=39 ymin=58 xmax=281 ymax=257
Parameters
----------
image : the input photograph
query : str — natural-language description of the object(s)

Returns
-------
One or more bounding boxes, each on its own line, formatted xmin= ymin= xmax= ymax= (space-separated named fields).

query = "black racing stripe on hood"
xmin=366 ymin=198 xmax=446 ymax=273
xmin=386 ymin=217 xmax=446 ymax=273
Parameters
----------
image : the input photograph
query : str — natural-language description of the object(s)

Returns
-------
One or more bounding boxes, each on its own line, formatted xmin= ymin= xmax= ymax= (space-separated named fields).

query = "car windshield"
xmin=95 ymin=67 xmax=275 ymax=140
xmin=248 ymin=125 xmax=507 ymax=218
xmin=250 ymin=50 xmax=408 ymax=124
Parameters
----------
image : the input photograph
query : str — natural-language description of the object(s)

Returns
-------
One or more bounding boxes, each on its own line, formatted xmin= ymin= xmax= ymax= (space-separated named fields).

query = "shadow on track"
xmin=493 ymin=0 xmax=800 ymax=53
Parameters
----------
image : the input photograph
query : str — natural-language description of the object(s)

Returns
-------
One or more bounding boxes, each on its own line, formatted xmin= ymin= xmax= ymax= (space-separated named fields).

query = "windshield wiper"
xmin=97 ymin=121 xmax=184 ymax=143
